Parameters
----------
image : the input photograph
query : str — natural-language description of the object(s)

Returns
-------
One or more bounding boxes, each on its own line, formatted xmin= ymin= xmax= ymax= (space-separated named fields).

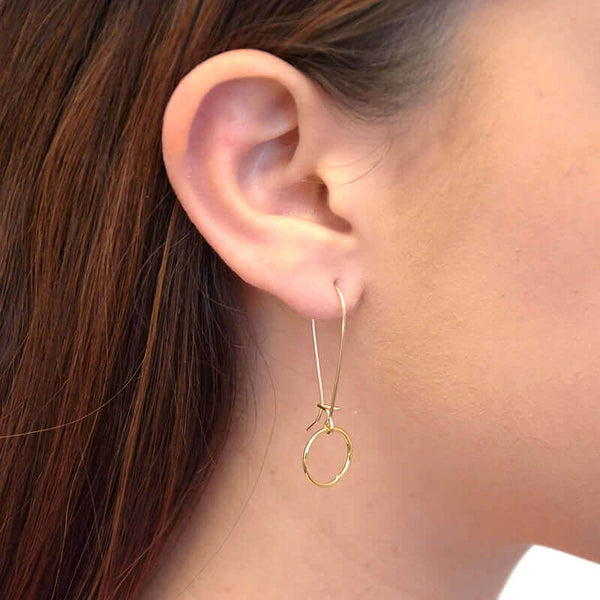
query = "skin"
xmin=146 ymin=0 xmax=600 ymax=598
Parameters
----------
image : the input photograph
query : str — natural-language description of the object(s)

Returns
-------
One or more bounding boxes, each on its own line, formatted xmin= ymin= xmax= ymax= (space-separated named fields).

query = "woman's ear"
xmin=161 ymin=49 xmax=369 ymax=320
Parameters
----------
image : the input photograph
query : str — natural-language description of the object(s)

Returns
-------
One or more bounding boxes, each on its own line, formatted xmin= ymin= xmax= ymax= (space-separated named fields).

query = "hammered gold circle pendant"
xmin=302 ymin=424 xmax=353 ymax=487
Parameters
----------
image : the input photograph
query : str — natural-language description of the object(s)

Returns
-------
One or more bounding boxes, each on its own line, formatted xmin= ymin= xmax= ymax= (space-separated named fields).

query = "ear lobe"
xmin=161 ymin=49 xmax=365 ymax=320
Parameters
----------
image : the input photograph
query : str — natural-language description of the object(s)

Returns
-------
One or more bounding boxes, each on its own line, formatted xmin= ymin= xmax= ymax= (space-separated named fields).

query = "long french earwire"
xmin=306 ymin=282 xmax=346 ymax=432
xmin=302 ymin=282 xmax=352 ymax=486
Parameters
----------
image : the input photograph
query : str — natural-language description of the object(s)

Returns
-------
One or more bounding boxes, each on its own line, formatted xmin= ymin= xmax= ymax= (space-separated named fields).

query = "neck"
xmin=140 ymin=289 xmax=529 ymax=600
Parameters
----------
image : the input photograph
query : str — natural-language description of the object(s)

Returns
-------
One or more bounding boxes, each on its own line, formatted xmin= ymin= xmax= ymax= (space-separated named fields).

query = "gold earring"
xmin=302 ymin=281 xmax=353 ymax=487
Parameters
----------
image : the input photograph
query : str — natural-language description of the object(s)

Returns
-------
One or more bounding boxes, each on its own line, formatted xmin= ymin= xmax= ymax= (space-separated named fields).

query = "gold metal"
xmin=302 ymin=282 xmax=353 ymax=487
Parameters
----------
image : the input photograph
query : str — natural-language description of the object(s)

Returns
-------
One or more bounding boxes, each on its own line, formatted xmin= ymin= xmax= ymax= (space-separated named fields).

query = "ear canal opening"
xmin=239 ymin=123 xmax=352 ymax=234
xmin=312 ymin=176 xmax=352 ymax=234
xmin=240 ymin=125 xmax=352 ymax=234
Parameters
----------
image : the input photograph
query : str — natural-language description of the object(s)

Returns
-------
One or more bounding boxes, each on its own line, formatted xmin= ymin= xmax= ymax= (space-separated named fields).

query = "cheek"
xmin=442 ymin=132 xmax=600 ymax=554
xmin=376 ymin=0 xmax=600 ymax=556
xmin=448 ymin=0 xmax=600 ymax=325
xmin=479 ymin=143 xmax=600 ymax=322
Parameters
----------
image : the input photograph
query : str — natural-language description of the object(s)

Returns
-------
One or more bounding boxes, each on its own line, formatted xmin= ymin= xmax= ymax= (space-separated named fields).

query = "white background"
xmin=499 ymin=546 xmax=600 ymax=599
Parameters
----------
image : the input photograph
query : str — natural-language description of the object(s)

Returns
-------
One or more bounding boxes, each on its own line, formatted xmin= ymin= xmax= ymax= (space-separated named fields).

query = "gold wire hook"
xmin=305 ymin=282 xmax=346 ymax=433
xmin=303 ymin=281 xmax=352 ymax=487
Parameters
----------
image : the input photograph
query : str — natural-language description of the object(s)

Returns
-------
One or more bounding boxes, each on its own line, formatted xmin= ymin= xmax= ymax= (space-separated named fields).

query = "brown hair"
xmin=0 ymin=1 xmax=469 ymax=598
